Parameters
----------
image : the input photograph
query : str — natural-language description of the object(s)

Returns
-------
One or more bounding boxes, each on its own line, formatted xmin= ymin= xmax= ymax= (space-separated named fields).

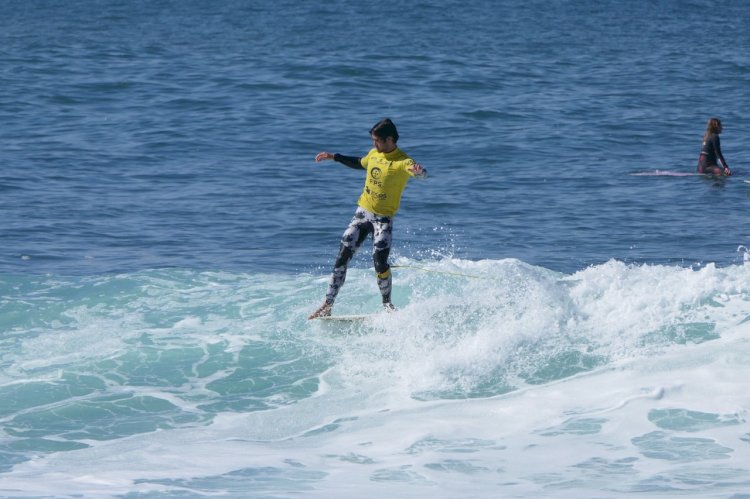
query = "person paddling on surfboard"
xmin=308 ymin=118 xmax=427 ymax=319
xmin=697 ymin=117 xmax=731 ymax=176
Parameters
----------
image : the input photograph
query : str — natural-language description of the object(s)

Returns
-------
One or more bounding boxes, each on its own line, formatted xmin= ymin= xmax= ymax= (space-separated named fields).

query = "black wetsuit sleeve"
xmin=333 ymin=153 xmax=365 ymax=170
xmin=714 ymin=135 xmax=728 ymax=167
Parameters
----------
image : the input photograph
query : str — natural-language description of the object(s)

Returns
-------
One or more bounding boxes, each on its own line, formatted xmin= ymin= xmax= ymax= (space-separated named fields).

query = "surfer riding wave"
xmin=308 ymin=118 xmax=427 ymax=319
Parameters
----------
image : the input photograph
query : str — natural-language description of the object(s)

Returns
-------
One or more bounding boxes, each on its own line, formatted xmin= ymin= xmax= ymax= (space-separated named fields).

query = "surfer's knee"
xmin=373 ymin=251 xmax=390 ymax=274
xmin=334 ymin=244 xmax=355 ymax=268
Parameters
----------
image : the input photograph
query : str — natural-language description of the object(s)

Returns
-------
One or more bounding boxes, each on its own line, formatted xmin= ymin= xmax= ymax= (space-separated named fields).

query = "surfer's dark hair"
xmin=704 ymin=117 xmax=723 ymax=141
xmin=370 ymin=118 xmax=399 ymax=143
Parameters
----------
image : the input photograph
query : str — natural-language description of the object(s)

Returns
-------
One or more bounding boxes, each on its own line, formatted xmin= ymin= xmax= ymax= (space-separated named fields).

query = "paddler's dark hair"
xmin=370 ymin=118 xmax=399 ymax=143
xmin=703 ymin=117 xmax=723 ymax=141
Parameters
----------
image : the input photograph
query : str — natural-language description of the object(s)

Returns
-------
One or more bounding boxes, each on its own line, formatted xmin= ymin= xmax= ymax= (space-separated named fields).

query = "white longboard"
xmin=314 ymin=314 xmax=373 ymax=322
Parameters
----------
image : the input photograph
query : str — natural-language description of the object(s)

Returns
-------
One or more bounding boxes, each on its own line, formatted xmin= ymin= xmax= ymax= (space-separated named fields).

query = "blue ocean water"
xmin=2 ymin=0 xmax=750 ymax=497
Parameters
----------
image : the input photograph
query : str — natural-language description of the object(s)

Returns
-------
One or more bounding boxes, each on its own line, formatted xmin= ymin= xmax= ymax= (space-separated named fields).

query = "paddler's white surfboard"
xmin=630 ymin=170 xmax=701 ymax=177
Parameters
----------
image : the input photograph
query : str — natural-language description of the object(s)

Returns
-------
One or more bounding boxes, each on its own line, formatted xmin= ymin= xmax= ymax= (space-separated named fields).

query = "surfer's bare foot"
xmin=383 ymin=302 xmax=396 ymax=312
xmin=308 ymin=302 xmax=332 ymax=319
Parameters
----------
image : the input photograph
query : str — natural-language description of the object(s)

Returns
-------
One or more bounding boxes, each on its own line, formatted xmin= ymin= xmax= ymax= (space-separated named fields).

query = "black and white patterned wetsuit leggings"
xmin=325 ymin=207 xmax=393 ymax=305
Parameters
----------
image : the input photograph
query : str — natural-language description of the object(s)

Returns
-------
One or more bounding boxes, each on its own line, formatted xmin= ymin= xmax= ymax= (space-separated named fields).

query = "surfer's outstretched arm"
xmin=315 ymin=152 xmax=364 ymax=170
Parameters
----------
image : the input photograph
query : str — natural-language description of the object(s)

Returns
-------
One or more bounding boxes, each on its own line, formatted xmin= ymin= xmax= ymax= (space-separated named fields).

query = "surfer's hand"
xmin=408 ymin=163 xmax=425 ymax=176
xmin=724 ymin=167 xmax=732 ymax=176
xmin=315 ymin=152 xmax=334 ymax=162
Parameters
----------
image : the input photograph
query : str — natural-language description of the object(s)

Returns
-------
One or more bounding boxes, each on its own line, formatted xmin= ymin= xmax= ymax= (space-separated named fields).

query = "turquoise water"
xmin=3 ymin=261 xmax=750 ymax=497
xmin=3 ymin=0 xmax=750 ymax=497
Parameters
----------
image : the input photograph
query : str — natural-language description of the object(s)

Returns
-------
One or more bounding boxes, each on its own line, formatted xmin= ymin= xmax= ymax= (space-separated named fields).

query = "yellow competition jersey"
xmin=357 ymin=147 xmax=417 ymax=217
